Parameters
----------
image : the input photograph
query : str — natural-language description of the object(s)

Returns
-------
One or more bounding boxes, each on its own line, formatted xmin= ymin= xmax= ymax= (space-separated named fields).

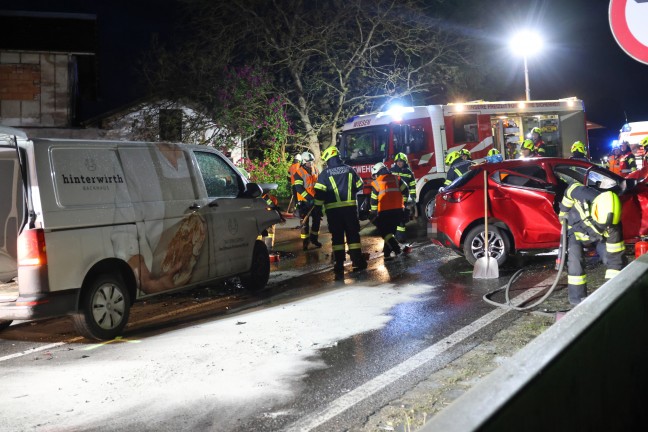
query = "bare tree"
xmin=144 ymin=0 xmax=472 ymax=159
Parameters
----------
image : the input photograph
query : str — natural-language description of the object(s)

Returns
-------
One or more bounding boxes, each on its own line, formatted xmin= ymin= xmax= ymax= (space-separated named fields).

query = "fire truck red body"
xmin=338 ymin=98 xmax=588 ymax=218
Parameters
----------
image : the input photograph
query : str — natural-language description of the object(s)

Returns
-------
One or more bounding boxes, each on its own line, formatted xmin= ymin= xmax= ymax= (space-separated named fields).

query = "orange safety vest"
xmin=295 ymin=166 xmax=318 ymax=200
xmin=371 ymin=174 xmax=404 ymax=212
xmin=608 ymin=155 xmax=622 ymax=175
xmin=288 ymin=162 xmax=301 ymax=185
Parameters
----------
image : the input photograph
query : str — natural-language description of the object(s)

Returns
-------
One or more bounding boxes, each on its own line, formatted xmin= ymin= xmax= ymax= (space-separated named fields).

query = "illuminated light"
xmin=17 ymin=228 xmax=47 ymax=266
xmin=16 ymin=299 xmax=50 ymax=307
xmin=377 ymin=104 xmax=415 ymax=122
xmin=611 ymin=139 xmax=619 ymax=148
xmin=454 ymin=104 xmax=465 ymax=112
xmin=518 ymin=102 xmax=526 ymax=109
xmin=498 ymin=116 xmax=508 ymax=119
xmin=566 ymin=100 xmax=575 ymax=107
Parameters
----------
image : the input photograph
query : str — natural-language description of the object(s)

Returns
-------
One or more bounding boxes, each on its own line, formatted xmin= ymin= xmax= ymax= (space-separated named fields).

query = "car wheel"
xmin=72 ymin=274 xmax=131 ymax=341
xmin=463 ymin=224 xmax=510 ymax=266
xmin=421 ymin=189 xmax=438 ymax=221
xmin=240 ymin=240 xmax=270 ymax=292
xmin=0 ymin=320 xmax=12 ymax=331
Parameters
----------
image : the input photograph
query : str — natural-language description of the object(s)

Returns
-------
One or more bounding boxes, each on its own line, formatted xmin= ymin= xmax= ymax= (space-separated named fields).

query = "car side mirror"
xmin=243 ymin=182 xmax=263 ymax=198
xmin=258 ymin=183 xmax=278 ymax=193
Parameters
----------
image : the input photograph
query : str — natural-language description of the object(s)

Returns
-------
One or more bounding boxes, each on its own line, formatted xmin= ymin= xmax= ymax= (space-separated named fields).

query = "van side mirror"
xmin=243 ymin=182 xmax=263 ymax=198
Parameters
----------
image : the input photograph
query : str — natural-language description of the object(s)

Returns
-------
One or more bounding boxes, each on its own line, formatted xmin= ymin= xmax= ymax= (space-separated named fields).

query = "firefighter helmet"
xmin=294 ymin=153 xmax=303 ymax=162
xmin=394 ymin=152 xmax=408 ymax=163
xmin=571 ymin=141 xmax=585 ymax=154
xmin=460 ymin=148 xmax=472 ymax=159
xmin=641 ymin=137 xmax=648 ymax=148
xmin=532 ymin=127 xmax=542 ymax=135
xmin=371 ymin=162 xmax=388 ymax=178
xmin=445 ymin=151 xmax=461 ymax=166
xmin=591 ymin=191 xmax=621 ymax=226
xmin=321 ymin=146 xmax=339 ymax=162
xmin=487 ymin=148 xmax=500 ymax=157
xmin=521 ymin=139 xmax=535 ymax=151
xmin=301 ymin=151 xmax=315 ymax=163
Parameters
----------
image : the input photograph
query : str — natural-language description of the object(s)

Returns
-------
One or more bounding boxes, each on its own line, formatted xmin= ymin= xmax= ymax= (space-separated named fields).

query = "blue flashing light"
xmin=611 ymin=139 xmax=619 ymax=148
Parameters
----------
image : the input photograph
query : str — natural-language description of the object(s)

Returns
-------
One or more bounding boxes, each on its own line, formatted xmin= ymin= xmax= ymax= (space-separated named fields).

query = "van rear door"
xmin=0 ymin=146 xmax=23 ymax=283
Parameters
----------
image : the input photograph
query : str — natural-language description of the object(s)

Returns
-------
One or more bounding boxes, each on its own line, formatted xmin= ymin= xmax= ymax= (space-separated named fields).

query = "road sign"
xmin=610 ymin=0 xmax=648 ymax=64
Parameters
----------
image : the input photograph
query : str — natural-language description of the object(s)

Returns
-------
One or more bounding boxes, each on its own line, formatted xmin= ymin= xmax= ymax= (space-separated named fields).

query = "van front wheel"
xmin=239 ymin=240 xmax=270 ymax=292
xmin=73 ymin=274 xmax=131 ymax=341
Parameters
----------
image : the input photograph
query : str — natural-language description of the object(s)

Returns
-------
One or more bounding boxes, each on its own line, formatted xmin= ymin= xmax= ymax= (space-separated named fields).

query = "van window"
xmin=194 ymin=151 xmax=242 ymax=198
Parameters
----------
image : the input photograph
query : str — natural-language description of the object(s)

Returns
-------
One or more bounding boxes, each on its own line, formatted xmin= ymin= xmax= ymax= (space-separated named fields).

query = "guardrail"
xmin=421 ymin=253 xmax=648 ymax=431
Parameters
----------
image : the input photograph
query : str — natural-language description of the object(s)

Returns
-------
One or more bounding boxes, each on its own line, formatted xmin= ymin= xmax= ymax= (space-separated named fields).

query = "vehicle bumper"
xmin=429 ymin=217 xmax=461 ymax=250
xmin=0 ymin=289 xmax=79 ymax=321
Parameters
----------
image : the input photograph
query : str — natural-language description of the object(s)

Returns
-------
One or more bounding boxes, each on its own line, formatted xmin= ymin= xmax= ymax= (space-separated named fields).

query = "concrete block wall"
xmin=0 ymin=51 xmax=70 ymax=127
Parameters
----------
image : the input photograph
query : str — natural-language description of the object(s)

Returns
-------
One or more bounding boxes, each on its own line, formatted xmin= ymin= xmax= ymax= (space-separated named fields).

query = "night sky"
xmin=2 ymin=0 xmax=646 ymax=158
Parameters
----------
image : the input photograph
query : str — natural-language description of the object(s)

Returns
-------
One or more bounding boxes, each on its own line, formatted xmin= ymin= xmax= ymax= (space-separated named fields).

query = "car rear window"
xmin=445 ymin=166 xmax=480 ymax=190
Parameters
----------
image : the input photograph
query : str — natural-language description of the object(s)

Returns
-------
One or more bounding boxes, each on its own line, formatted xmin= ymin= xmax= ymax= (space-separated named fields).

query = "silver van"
xmin=0 ymin=126 xmax=280 ymax=340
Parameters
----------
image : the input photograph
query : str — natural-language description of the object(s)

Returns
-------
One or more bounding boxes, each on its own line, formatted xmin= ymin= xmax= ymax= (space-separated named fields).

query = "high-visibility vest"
xmin=288 ymin=162 xmax=301 ymax=185
xmin=295 ymin=166 xmax=318 ymax=200
xmin=371 ymin=174 xmax=404 ymax=212
xmin=608 ymin=155 xmax=622 ymax=175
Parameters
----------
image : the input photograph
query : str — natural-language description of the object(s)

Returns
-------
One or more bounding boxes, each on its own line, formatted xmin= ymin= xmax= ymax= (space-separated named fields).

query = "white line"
xmin=283 ymin=285 xmax=548 ymax=432
xmin=0 ymin=337 xmax=83 ymax=362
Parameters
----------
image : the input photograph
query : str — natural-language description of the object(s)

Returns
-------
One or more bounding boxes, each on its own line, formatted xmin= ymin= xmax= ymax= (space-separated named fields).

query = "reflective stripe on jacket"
xmin=314 ymin=161 xmax=363 ymax=210
xmin=294 ymin=165 xmax=319 ymax=201
xmin=391 ymin=165 xmax=416 ymax=198
xmin=288 ymin=162 xmax=301 ymax=185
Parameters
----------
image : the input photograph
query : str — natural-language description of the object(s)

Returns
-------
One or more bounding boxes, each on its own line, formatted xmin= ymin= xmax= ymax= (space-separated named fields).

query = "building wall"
xmin=0 ymin=51 xmax=70 ymax=127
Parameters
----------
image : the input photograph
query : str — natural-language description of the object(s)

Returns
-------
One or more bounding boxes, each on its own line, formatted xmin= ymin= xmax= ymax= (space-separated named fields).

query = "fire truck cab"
xmin=338 ymin=98 xmax=588 ymax=220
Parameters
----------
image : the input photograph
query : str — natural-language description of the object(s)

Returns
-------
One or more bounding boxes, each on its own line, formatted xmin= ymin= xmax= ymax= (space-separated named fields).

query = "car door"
xmin=0 ymin=147 xmax=23 ymax=283
xmin=489 ymin=165 xmax=561 ymax=249
xmin=193 ymin=150 xmax=258 ymax=278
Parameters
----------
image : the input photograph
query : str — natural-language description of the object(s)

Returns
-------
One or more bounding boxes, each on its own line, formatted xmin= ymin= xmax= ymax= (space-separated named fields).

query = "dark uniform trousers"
xmin=326 ymin=207 xmax=364 ymax=271
xmin=374 ymin=209 xmax=404 ymax=256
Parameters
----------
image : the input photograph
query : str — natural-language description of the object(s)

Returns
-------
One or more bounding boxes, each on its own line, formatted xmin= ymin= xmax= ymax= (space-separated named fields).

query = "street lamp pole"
xmin=523 ymin=54 xmax=531 ymax=101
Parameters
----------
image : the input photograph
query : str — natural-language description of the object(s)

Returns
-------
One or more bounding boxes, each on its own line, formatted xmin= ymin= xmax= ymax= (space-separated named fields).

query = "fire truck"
xmin=338 ymin=98 xmax=589 ymax=219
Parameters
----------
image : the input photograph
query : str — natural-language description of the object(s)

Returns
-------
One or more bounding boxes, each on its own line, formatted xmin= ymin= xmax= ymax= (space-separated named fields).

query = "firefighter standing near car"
xmin=313 ymin=146 xmax=367 ymax=278
xmin=531 ymin=127 xmax=547 ymax=156
xmin=444 ymin=150 xmax=472 ymax=187
xmin=619 ymin=141 xmax=637 ymax=174
xmin=640 ymin=137 xmax=648 ymax=165
xmin=606 ymin=145 xmax=622 ymax=175
xmin=287 ymin=153 xmax=302 ymax=212
xmin=257 ymin=189 xmax=284 ymax=252
xmin=505 ymin=141 xmax=519 ymax=160
xmin=391 ymin=152 xmax=417 ymax=242
xmin=369 ymin=162 xmax=412 ymax=260
xmin=486 ymin=148 xmax=504 ymax=163
xmin=519 ymin=139 xmax=538 ymax=158
xmin=558 ymin=182 xmax=624 ymax=305
xmin=294 ymin=151 xmax=322 ymax=250
xmin=569 ymin=140 xmax=589 ymax=162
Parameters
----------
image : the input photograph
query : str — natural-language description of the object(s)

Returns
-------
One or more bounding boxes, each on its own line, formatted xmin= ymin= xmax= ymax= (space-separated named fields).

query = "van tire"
xmin=73 ymin=274 xmax=131 ymax=341
xmin=239 ymin=240 xmax=270 ymax=292
xmin=0 ymin=320 xmax=12 ymax=331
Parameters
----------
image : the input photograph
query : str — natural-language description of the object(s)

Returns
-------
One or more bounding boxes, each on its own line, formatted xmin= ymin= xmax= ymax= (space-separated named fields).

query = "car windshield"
xmin=340 ymin=126 xmax=388 ymax=165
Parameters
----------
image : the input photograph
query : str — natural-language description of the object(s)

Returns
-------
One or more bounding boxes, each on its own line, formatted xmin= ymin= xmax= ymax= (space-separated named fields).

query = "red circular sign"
xmin=609 ymin=0 xmax=648 ymax=65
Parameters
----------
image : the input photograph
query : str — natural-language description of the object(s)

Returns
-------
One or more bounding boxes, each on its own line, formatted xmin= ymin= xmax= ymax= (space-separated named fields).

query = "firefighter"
xmin=294 ymin=151 xmax=322 ymax=250
xmin=570 ymin=140 xmax=589 ymax=161
xmin=257 ymin=189 xmax=284 ymax=252
xmin=313 ymin=146 xmax=367 ymax=278
xmin=369 ymin=162 xmax=411 ymax=260
xmin=559 ymin=183 xmax=624 ymax=305
xmin=519 ymin=139 xmax=538 ymax=158
xmin=641 ymin=137 xmax=648 ymax=164
xmin=287 ymin=153 xmax=302 ymax=211
xmin=444 ymin=150 xmax=471 ymax=186
xmin=391 ymin=152 xmax=416 ymax=242
xmin=505 ymin=141 xmax=519 ymax=160
xmin=619 ymin=141 xmax=637 ymax=174
xmin=486 ymin=148 xmax=503 ymax=163
xmin=460 ymin=148 xmax=472 ymax=161
xmin=531 ymin=127 xmax=547 ymax=155
xmin=606 ymin=145 xmax=622 ymax=175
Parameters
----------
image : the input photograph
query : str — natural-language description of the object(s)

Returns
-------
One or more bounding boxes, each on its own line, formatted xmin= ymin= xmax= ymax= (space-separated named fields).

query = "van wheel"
xmin=0 ymin=320 xmax=12 ymax=331
xmin=72 ymin=274 xmax=131 ymax=341
xmin=240 ymin=240 xmax=270 ymax=292
xmin=463 ymin=225 xmax=510 ymax=266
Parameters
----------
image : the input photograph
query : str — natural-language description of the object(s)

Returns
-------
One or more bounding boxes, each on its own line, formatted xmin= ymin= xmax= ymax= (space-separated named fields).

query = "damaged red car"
xmin=429 ymin=157 xmax=648 ymax=265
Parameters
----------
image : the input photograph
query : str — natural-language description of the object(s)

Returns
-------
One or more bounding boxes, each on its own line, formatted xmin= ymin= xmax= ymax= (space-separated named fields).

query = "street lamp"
xmin=510 ymin=31 xmax=543 ymax=101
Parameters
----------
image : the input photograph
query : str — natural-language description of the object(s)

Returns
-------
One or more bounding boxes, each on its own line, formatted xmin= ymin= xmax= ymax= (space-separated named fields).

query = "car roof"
xmin=470 ymin=157 xmax=594 ymax=172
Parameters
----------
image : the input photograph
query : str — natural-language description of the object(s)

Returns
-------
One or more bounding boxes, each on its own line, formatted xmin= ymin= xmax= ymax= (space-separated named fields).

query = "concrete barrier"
xmin=421 ymin=254 xmax=648 ymax=431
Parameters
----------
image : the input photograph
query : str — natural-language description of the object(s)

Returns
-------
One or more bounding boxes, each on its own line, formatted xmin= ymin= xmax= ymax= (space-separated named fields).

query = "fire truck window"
xmin=342 ymin=128 xmax=388 ymax=164
xmin=452 ymin=115 xmax=478 ymax=143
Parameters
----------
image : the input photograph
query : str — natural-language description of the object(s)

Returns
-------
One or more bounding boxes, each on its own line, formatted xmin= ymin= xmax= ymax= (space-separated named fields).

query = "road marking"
xmin=283 ymin=284 xmax=549 ymax=432
xmin=0 ymin=337 xmax=84 ymax=362
xmin=83 ymin=336 xmax=141 ymax=351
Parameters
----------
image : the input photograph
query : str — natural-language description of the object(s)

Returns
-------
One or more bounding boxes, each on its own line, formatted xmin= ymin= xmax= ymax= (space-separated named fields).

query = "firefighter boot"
xmin=389 ymin=237 xmax=402 ymax=256
xmin=333 ymin=250 xmax=346 ymax=279
xmin=302 ymin=238 xmax=310 ymax=251
xmin=349 ymin=250 xmax=368 ymax=271
xmin=383 ymin=243 xmax=393 ymax=260
xmin=568 ymin=284 xmax=587 ymax=305
xmin=310 ymin=235 xmax=322 ymax=248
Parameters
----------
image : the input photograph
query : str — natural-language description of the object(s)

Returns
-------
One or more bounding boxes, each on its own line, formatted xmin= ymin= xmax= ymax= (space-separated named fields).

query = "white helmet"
xmin=301 ymin=151 xmax=315 ymax=163
xmin=371 ymin=162 xmax=387 ymax=177
xmin=294 ymin=153 xmax=302 ymax=162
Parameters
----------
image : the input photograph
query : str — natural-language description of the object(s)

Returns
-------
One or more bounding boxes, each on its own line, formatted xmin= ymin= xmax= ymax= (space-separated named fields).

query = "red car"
xmin=429 ymin=158 xmax=648 ymax=265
